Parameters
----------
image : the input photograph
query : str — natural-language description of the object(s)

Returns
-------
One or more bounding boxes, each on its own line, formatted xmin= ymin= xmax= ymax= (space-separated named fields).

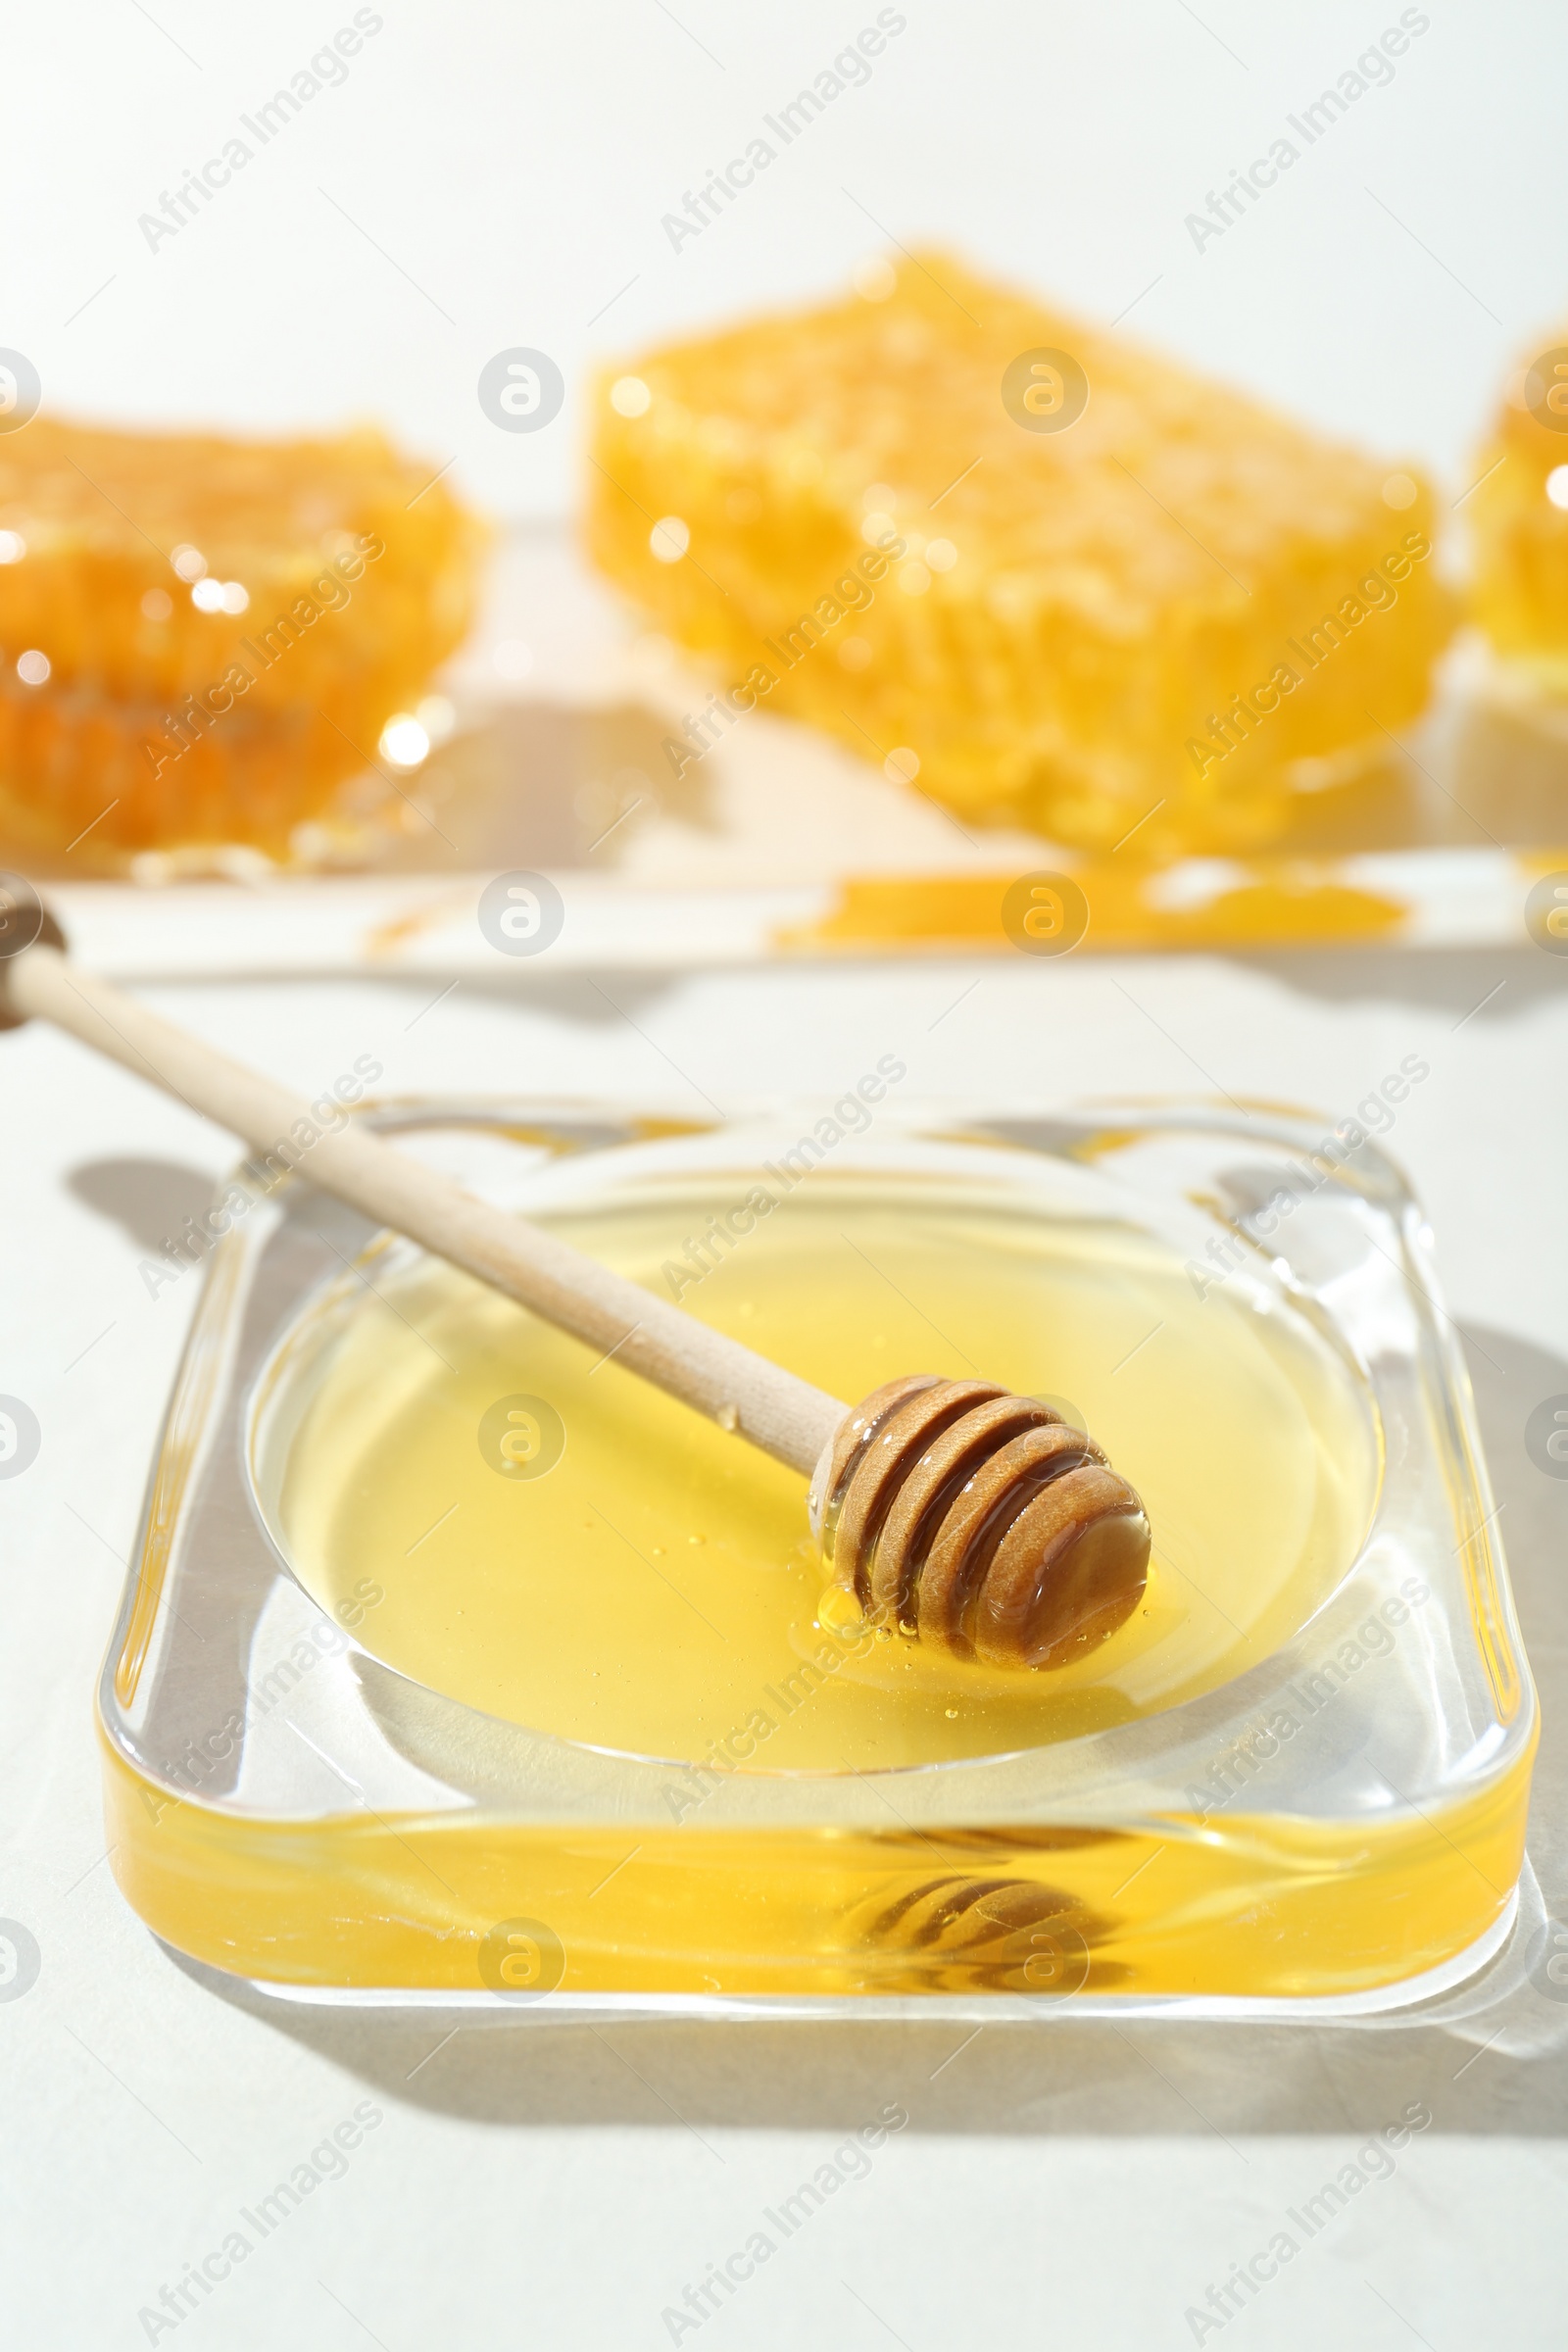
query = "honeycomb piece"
xmin=587 ymin=255 xmax=1453 ymax=856
xmin=0 ymin=671 xmax=391 ymax=868
xmin=1468 ymin=343 xmax=1568 ymax=687
xmin=0 ymin=418 xmax=483 ymax=857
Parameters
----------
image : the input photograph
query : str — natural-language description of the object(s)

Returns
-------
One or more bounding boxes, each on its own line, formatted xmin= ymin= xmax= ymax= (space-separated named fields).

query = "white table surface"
xmin=4 ymin=939 xmax=1566 ymax=2350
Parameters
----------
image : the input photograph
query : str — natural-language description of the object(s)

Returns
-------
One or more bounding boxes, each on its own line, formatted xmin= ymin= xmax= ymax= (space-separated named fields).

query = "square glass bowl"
xmin=98 ymin=1099 xmax=1538 ymax=2021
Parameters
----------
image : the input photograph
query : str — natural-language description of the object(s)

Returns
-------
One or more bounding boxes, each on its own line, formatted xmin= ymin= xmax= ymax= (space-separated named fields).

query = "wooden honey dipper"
xmin=0 ymin=899 xmax=1151 ymax=1672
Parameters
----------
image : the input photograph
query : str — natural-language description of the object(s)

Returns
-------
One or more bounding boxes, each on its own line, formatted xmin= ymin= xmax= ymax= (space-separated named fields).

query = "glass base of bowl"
xmin=99 ymin=1098 xmax=1538 ymax=2016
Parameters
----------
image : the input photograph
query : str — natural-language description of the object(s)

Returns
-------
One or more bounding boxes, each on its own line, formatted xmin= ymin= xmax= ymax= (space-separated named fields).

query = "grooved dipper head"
xmin=809 ymin=1376 xmax=1151 ymax=1672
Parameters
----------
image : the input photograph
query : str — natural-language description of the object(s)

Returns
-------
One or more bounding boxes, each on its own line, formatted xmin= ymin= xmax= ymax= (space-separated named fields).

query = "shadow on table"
xmin=1230 ymin=942 xmax=1568 ymax=1023
xmin=164 ymin=1320 xmax=1568 ymax=2141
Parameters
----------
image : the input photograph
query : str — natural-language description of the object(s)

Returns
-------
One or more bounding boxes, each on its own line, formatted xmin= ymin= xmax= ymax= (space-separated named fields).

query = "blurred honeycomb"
xmin=1468 ymin=340 xmax=1568 ymax=692
xmin=588 ymin=254 xmax=1455 ymax=857
xmin=0 ymin=419 xmax=483 ymax=861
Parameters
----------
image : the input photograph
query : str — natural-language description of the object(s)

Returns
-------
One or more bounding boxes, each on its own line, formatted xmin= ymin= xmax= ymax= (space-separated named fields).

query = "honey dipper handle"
xmin=5 ymin=943 xmax=847 ymax=1477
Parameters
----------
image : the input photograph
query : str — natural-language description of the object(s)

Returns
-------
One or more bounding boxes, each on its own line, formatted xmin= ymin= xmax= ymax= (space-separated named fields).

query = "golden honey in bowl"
xmin=272 ymin=1178 xmax=1375 ymax=1771
xmin=99 ymin=1119 xmax=1535 ymax=2008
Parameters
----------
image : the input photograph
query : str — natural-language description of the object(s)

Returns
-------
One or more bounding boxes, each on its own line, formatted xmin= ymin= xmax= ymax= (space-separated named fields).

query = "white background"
xmin=5 ymin=5 xmax=1568 ymax=2348
xmin=10 ymin=0 xmax=1568 ymax=515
